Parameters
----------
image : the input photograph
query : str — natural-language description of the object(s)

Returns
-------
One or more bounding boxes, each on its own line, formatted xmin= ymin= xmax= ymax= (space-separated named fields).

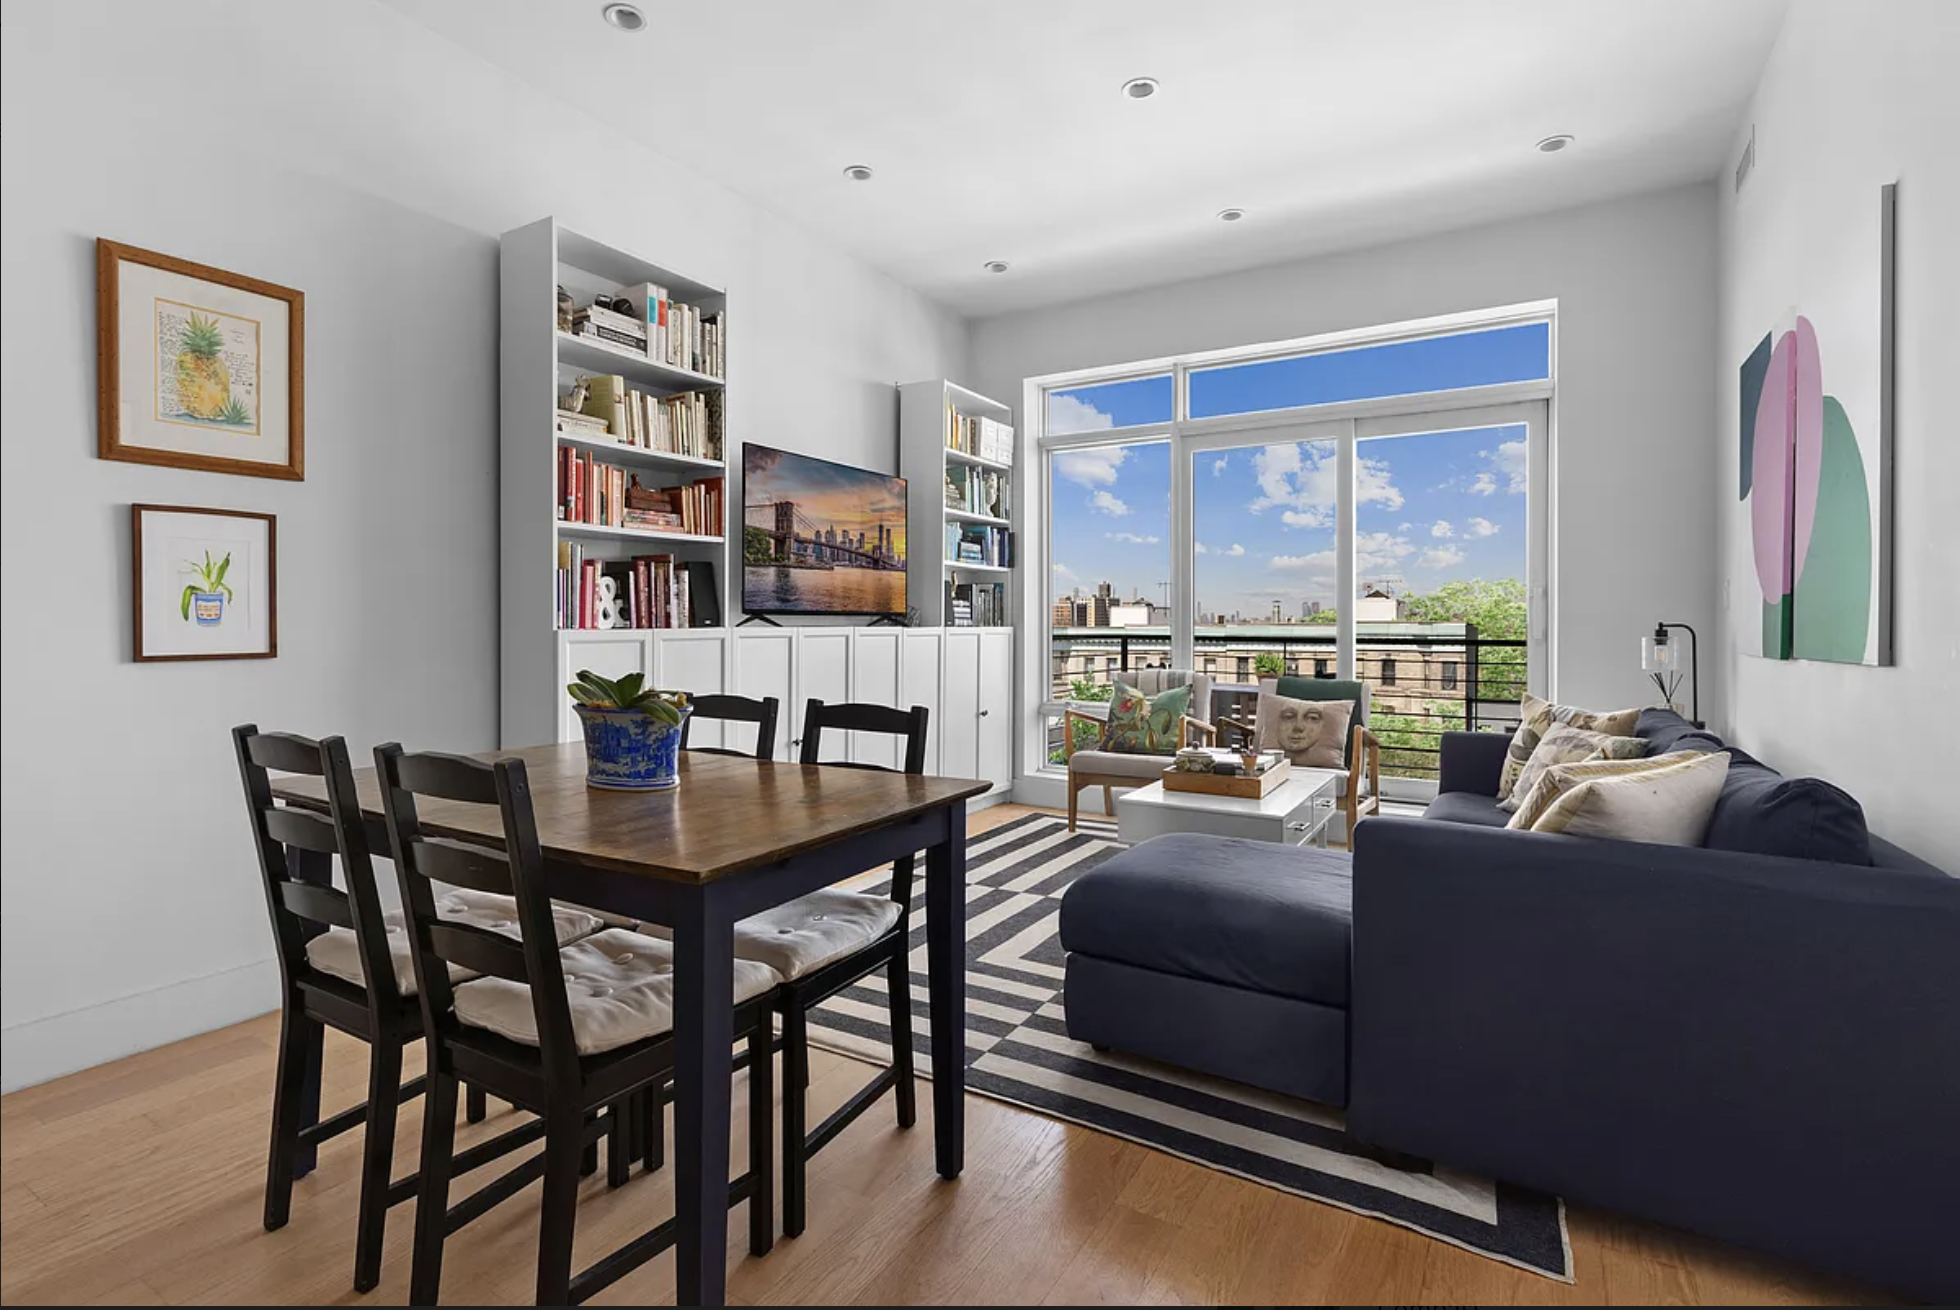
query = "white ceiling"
xmin=385 ymin=0 xmax=1787 ymax=317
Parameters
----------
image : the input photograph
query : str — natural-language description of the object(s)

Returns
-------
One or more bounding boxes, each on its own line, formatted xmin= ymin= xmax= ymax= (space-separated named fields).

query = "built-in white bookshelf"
xmin=500 ymin=217 xmax=728 ymax=748
xmin=899 ymin=379 xmax=1017 ymax=627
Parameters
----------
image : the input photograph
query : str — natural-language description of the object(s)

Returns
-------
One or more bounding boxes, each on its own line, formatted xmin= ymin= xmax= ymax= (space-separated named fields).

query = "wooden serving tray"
xmin=1161 ymin=757 xmax=1291 ymax=799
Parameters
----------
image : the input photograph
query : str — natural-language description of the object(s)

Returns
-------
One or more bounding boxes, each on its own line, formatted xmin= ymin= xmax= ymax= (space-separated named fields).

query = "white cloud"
xmin=1493 ymin=438 xmax=1528 ymax=494
xmin=1052 ymin=561 xmax=1076 ymax=582
xmin=1270 ymin=550 xmax=1336 ymax=572
xmin=1248 ymin=441 xmax=1403 ymax=524
xmin=1088 ymin=489 xmax=1130 ymax=516
xmin=1054 ymin=444 xmax=1127 ymax=488
xmin=1397 ymin=522 xmax=1413 ymax=531
xmin=1046 ymin=394 xmax=1116 ymax=436
xmin=1106 ymin=531 xmax=1160 ymax=545
xmin=1356 ymin=530 xmax=1417 ymax=573
xmin=1226 ymin=543 xmax=1246 ymax=557
xmin=1430 ymin=520 xmax=1454 ymax=538
xmin=1418 ymin=544 xmax=1468 ymax=570
xmin=1193 ymin=541 xmax=1209 ymax=555
xmin=1211 ymin=456 xmax=1230 ymax=476
xmin=1465 ymin=516 xmax=1498 ymax=538
xmin=1469 ymin=472 xmax=1498 ymax=495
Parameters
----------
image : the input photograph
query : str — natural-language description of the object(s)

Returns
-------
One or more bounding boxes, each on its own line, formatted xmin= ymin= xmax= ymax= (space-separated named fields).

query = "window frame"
xmin=1021 ymin=301 xmax=1558 ymax=791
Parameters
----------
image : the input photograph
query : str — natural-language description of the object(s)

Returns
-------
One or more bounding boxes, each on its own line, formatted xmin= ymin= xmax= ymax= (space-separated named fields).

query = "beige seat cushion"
xmin=1499 ymin=723 xmax=1650 ymax=812
xmin=1506 ymin=749 xmax=1706 ymax=830
xmin=1530 ymin=751 xmax=1731 ymax=846
xmin=731 ymin=889 xmax=902 ymax=981
xmin=452 ymin=928 xmax=780 ymax=1056
xmin=304 ymin=890 xmax=603 ymax=996
xmin=1069 ymin=749 xmax=1172 ymax=780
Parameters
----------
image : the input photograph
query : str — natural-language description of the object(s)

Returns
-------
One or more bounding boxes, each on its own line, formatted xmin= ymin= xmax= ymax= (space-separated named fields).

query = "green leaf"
xmin=213 ymin=552 xmax=232 ymax=589
xmin=181 ymin=584 xmax=196 ymax=621
xmin=612 ymin=671 xmax=645 ymax=703
xmin=639 ymin=697 xmax=682 ymax=726
xmin=566 ymin=682 xmax=609 ymax=707
xmin=219 ymin=583 xmax=235 ymax=603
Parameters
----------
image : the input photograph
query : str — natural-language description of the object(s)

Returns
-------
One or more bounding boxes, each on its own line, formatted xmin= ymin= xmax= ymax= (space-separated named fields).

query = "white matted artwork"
xmin=98 ymin=240 xmax=304 ymax=480
xmin=131 ymin=505 xmax=277 ymax=662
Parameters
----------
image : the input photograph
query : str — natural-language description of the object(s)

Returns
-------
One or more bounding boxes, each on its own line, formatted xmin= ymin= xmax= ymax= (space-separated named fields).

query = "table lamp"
xmin=1640 ymin=621 xmax=1701 ymax=727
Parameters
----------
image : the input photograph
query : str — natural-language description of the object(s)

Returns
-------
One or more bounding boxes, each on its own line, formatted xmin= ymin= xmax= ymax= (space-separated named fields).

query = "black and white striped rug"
xmin=809 ymin=810 xmax=1571 ymax=1282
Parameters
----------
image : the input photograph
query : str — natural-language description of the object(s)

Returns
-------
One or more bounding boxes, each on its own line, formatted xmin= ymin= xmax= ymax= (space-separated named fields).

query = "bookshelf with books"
xmin=899 ymin=378 xmax=1017 ymax=628
xmin=501 ymin=218 xmax=729 ymax=747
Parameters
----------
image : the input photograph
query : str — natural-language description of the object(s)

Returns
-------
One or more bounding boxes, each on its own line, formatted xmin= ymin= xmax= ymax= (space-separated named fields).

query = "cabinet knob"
xmin=1288 ymin=821 xmax=1309 ymax=831
xmin=978 ymin=709 xmax=990 ymax=717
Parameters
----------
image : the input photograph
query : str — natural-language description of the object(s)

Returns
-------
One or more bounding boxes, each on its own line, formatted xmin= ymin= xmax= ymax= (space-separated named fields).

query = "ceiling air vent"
xmin=1735 ymin=125 xmax=1756 ymax=193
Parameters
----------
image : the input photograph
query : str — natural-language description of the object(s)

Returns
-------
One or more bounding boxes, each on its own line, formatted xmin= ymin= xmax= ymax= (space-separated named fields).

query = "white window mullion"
xmin=1336 ymin=422 xmax=1357 ymax=681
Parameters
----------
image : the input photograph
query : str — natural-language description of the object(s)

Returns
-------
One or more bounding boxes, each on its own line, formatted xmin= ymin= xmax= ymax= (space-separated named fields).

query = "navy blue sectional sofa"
xmin=1349 ymin=711 xmax=1959 ymax=1302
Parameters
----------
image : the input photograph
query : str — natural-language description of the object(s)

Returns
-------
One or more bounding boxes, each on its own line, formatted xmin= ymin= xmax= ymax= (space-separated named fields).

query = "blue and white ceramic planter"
xmin=191 ymin=591 xmax=226 ymax=626
xmin=573 ymin=704 xmax=688 ymax=791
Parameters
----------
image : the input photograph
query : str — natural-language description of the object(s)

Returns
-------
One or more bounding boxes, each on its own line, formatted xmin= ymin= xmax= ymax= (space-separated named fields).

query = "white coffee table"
xmin=1116 ymin=768 xmax=1346 ymax=847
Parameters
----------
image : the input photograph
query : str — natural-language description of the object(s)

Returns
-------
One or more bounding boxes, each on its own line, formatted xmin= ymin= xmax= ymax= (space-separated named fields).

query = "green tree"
xmin=1399 ymin=577 xmax=1528 ymax=707
xmin=1253 ymin=652 xmax=1285 ymax=677
xmin=1302 ymin=608 xmax=1337 ymax=625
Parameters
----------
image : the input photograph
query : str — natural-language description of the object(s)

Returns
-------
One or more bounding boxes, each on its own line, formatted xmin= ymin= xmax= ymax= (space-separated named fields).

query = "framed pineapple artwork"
xmin=97 ymin=240 xmax=304 ymax=480
xmin=131 ymin=504 xmax=277 ymax=662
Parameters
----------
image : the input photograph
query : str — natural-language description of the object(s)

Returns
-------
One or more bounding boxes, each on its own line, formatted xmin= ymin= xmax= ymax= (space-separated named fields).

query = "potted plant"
xmin=566 ymin=670 xmax=691 ymax=791
xmin=181 ymin=549 xmax=233 ymax=627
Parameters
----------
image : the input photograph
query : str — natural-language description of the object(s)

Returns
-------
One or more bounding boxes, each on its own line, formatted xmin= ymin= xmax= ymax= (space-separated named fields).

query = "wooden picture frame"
xmin=98 ymin=239 xmax=305 ymax=480
xmin=132 ymin=504 xmax=278 ymax=662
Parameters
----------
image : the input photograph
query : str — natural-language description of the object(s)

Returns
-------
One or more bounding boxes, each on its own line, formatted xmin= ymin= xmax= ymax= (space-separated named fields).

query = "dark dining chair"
xmin=743 ymin=699 xmax=930 ymax=1237
xmin=231 ymin=725 xmax=544 ymax=1293
xmin=680 ymin=692 xmax=781 ymax=760
xmin=375 ymin=743 xmax=781 ymax=1306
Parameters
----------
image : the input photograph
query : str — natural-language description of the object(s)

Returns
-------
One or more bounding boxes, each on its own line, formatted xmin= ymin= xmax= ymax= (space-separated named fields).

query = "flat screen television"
xmin=742 ymin=443 xmax=908 ymax=618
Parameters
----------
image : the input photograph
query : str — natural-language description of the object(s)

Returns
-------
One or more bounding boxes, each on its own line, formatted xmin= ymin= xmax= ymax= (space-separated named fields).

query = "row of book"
xmin=555 ymin=543 xmax=713 ymax=630
xmin=558 ymin=447 xmax=725 ymax=537
xmin=946 ymin=523 xmax=1014 ymax=568
xmin=570 ymin=287 xmax=725 ymax=378
xmin=945 ymin=465 xmax=1008 ymax=518
xmin=946 ymin=580 xmax=1008 ymax=628
xmin=568 ymin=374 xmax=722 ymax=460
xmin=945 ymin=405 xmax=1014 ymax=464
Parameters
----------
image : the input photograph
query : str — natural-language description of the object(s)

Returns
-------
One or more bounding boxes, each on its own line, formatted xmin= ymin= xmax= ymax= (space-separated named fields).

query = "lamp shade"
xmin=1641 ymin=634 xmax=1675 ymax=674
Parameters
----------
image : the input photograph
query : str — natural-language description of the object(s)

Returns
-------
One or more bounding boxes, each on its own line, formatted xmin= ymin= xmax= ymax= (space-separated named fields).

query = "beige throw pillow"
xmin=1497 ymin=693 xmax=1642 ymax=800
xmin=1255 ymin=692 xmax=1353 ymax=770
xmin=1499 ymin=723 xmax=1649 ymax=812
xmin=1506 ymin=749 xmax=1708 ymax=830
xmin=1531 ymin=751 xmax=1731 ymax=846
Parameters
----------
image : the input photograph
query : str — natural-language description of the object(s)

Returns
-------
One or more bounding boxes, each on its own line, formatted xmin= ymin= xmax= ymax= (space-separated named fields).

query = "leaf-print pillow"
xmin=1099 ymin=681 xmax=1192 ymax=755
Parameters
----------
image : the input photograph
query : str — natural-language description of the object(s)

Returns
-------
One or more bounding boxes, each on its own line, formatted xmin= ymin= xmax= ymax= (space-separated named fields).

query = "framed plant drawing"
xmin=132 ymin=505 xmax=277 ymax=662
xmin=98 ymin=240 xmax=305 ymax=480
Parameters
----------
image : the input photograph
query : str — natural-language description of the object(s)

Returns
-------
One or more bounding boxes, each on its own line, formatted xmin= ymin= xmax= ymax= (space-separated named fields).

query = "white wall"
xmin=971 ymin=183 xmax=1721 ymax=723
xmin=0 ymin=0 xmax=966 ymax=1090
xmin=1715 ymin=0 xmax=1960 ymax=871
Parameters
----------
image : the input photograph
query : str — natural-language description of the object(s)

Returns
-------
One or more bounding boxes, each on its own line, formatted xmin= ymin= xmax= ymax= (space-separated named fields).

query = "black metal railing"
xmin=1047 ymin=628 xmax=1526 ymax=780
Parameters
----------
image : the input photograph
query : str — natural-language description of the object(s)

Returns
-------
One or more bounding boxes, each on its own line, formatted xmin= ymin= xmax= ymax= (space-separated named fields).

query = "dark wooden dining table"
xmin=272 ymin=743 xmax=989 ymax=1306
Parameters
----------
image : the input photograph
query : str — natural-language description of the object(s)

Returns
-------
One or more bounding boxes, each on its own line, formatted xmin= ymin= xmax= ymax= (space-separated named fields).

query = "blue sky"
xmin=1046 ymin=324 xmax=1544 ymax=617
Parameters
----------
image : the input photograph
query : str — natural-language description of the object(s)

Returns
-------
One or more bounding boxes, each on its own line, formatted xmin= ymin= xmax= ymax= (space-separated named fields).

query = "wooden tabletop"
xmin=271 ymin=742 xmax=991 ymax=884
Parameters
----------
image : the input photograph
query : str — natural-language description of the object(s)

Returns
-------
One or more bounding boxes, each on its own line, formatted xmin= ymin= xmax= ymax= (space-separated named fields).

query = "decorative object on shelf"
xmin=98 ymin=240 xmax=304 ymax=480
xmin=131 ymin=503 xmax=276 ymax=661
xmin=566 ymin=669 xmax=690 ymax=790
xmin=594 ymin=575 xmax=623 ymax=629
xmin=555 ymin=284 xmax=575 ymax=332
xmin=1734 ymin=183 xmax=1894 ymax=665
xmin=561 ymin=376 xmax=590 ymax=414
xmin=1641 ymin=620 xmax=1702 ymax=726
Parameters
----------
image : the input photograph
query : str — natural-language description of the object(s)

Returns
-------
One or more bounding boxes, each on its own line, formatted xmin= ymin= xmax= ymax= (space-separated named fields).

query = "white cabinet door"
xmin=556 ymin=632 xmax=653 ymax=743
xmin=850 ymin=629 xmax=904 ymax=769
xmin=976 ymin=629 xmax=1013 ymax=793
xmin=794 ymin=630 xmax=852 ymax=760
xmin=730 ymin=630 xmax=796 ymax=760
xmin=900 ymin=630 xmax=944 ymax=775
xmin=940 ymin=629 xmax=981 ymax=781
xmin=656 ymin=631 xmax=732 ymax=752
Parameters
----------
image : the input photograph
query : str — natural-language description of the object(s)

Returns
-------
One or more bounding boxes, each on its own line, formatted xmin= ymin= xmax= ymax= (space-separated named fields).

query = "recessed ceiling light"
xmin=1216 ymin=208 xmax=1246 ymax=223
xmin=1120 ymin=76 xmax=1160 ymax=100
xmin=601 ymin=3 xmax=647 ymax=32
xmin=983 ymin=260 xmax=1010 ymax=274
xmin=1536 ymin=134 xmax=1575 ymax=153
xmin=842 ymin=163 xmax=875 ymax=181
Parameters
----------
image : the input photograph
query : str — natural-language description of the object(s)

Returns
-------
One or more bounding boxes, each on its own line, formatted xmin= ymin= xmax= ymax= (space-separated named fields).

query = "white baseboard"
xmin=1 ymin=957 xmax=281 ymax=1093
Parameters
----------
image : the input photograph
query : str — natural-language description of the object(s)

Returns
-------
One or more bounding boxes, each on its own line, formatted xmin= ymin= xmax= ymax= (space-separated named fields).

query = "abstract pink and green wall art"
xmin=1735 ymin=184 xmax=1894 ymax=666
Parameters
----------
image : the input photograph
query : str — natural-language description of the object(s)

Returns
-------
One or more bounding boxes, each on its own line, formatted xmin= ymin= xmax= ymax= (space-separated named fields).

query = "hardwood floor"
xmin=0 ymin=803 xmax=1888 ymax=1306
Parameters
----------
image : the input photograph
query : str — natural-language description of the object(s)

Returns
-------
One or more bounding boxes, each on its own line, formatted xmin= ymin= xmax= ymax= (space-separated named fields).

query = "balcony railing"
xmin=1047 ymin=626 xmax=1525 ymax=783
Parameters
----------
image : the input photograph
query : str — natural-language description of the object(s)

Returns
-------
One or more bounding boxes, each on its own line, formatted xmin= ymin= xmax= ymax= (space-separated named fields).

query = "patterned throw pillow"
xmin=1498 ymin=723 xmax=1649 ymax=812
xmin=1506 ymin=749 xmax=1705 ymax=830
xmin=1254 ymin=692 xmax=1352 ymax=770
xmin=1098 ymin=681 xmax=1193 ymax=755
xmin=1497 ymin=693 xmax=1642 ymax=800
xmin=1531 ymin=751 xmax=1731 ymax=846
